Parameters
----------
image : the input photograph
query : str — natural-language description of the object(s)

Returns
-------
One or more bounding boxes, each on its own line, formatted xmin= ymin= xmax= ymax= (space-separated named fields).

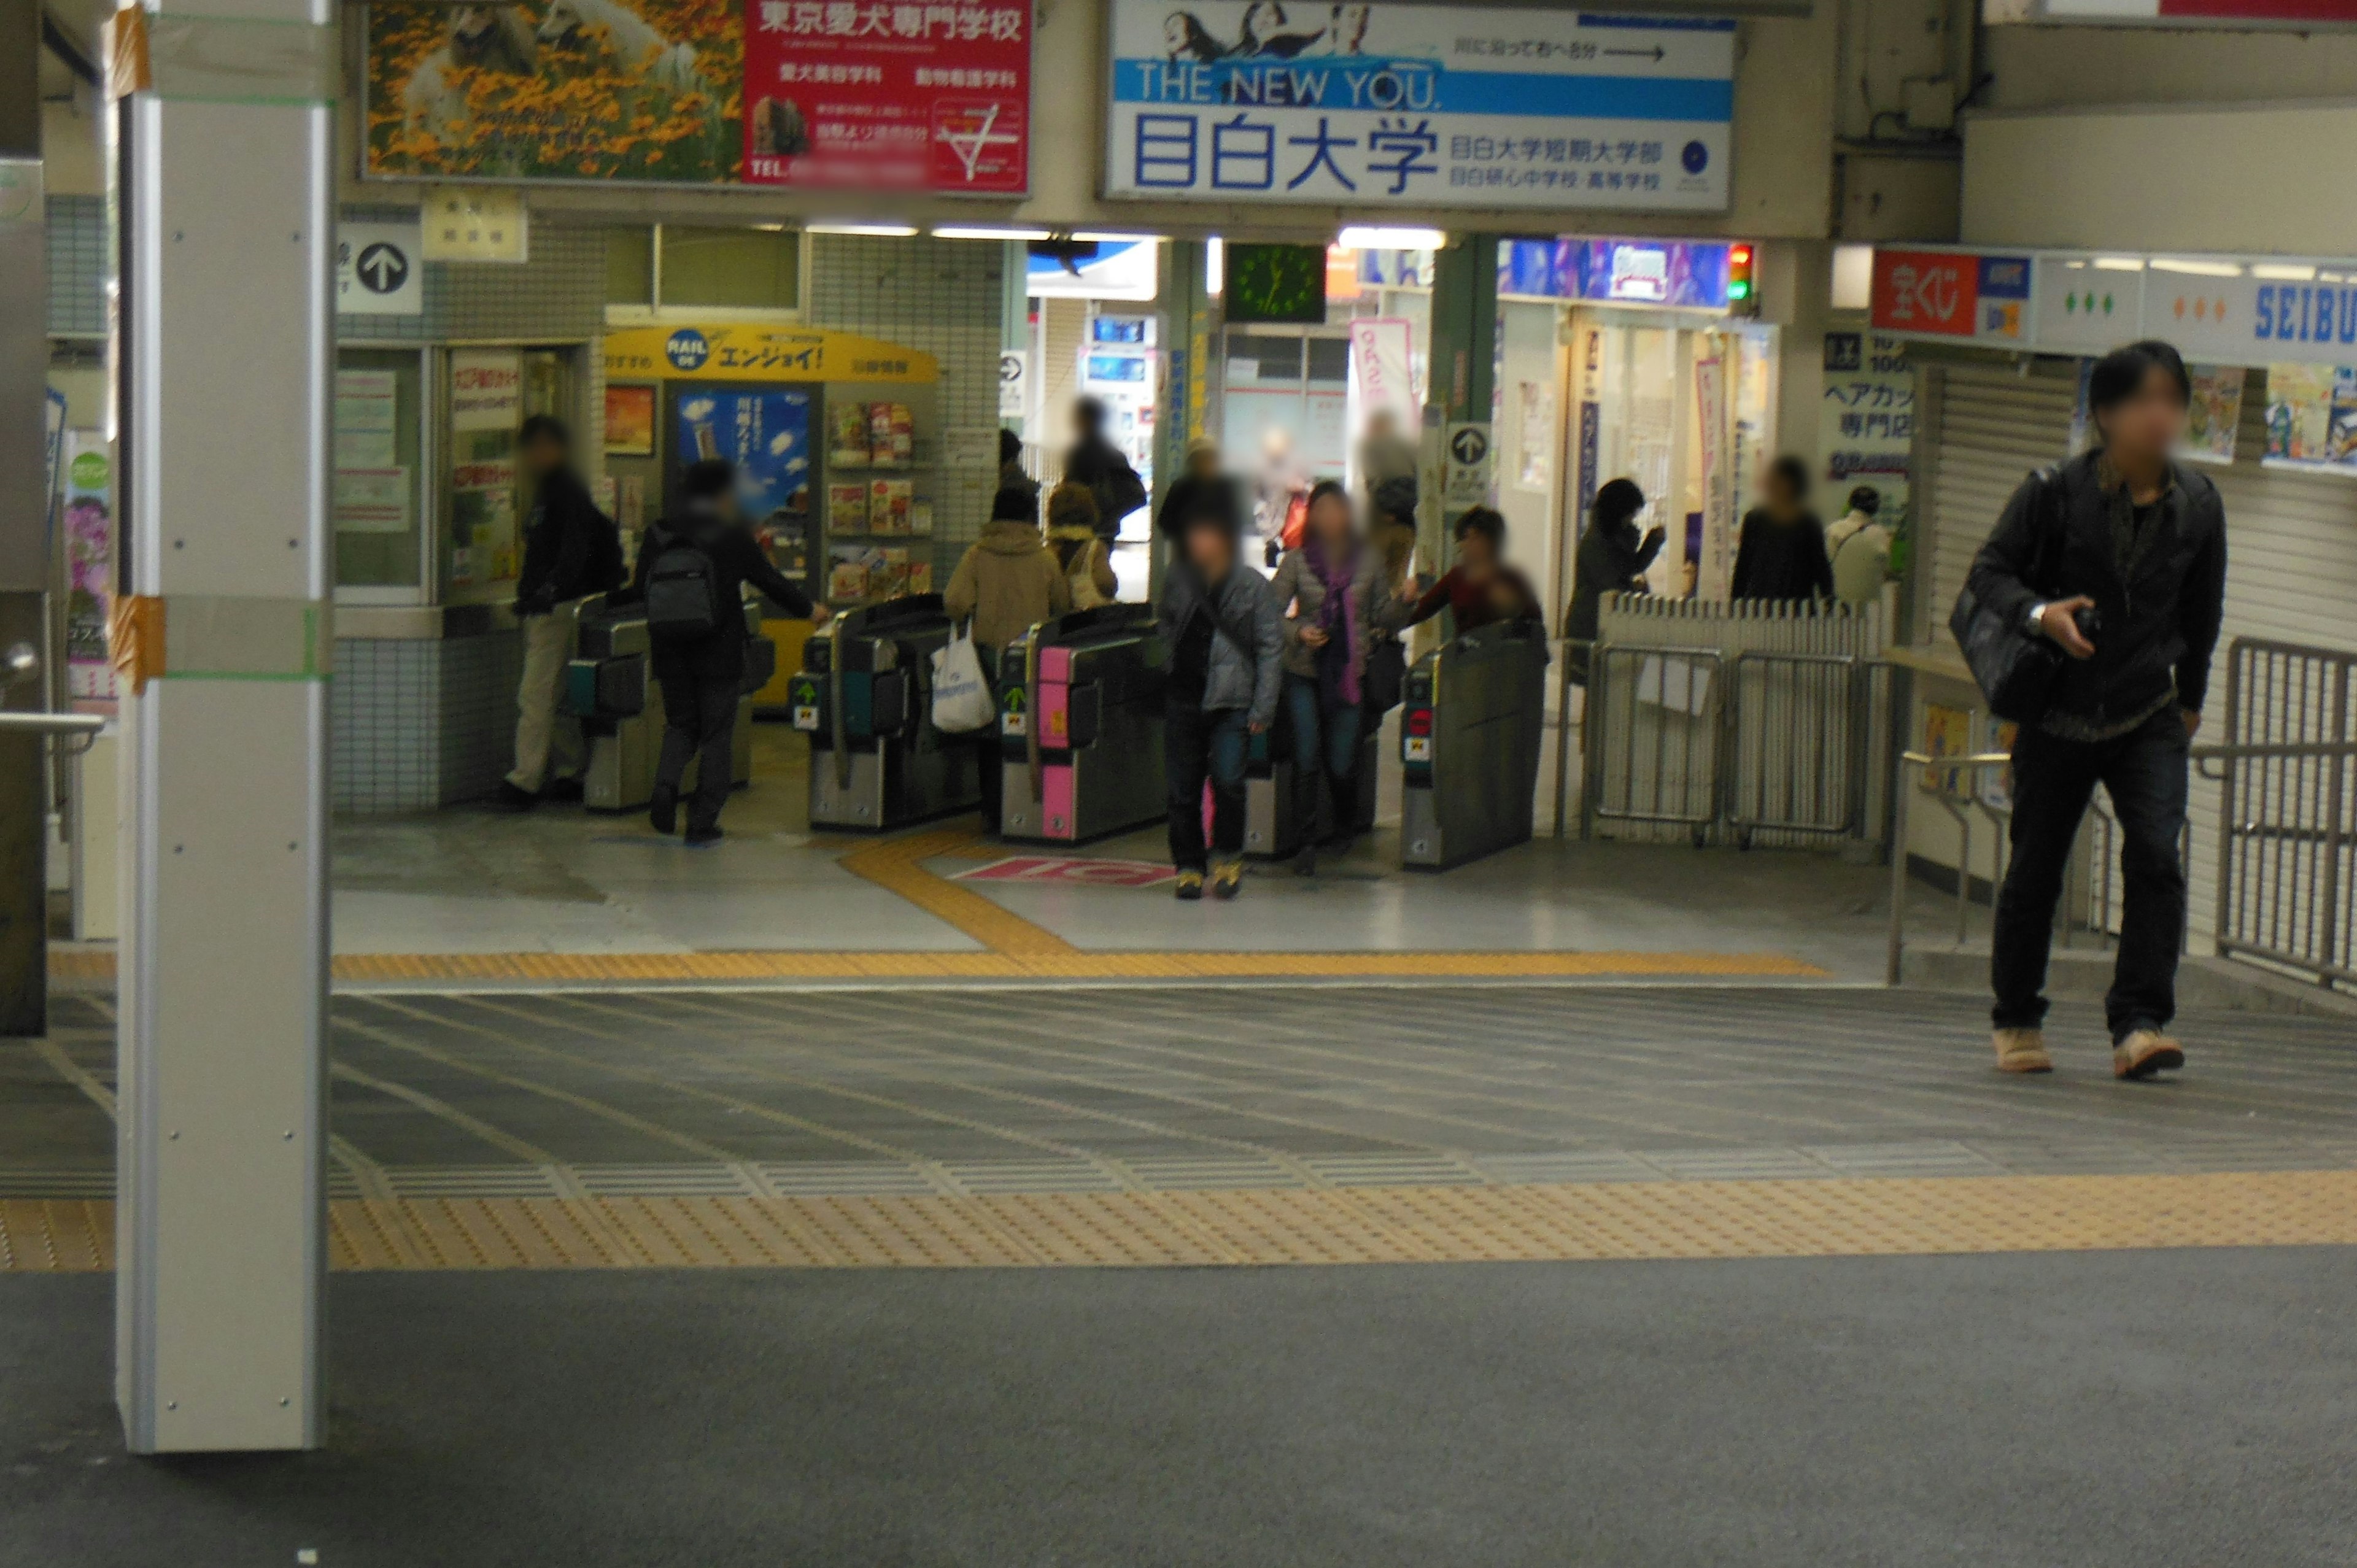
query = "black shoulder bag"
xmin=1947 ymin=466 xmax=2068 ymax=725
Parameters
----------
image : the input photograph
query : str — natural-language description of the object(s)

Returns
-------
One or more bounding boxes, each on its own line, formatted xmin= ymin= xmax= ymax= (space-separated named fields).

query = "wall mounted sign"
xmin=1102 ymin=1 xmax=1732 ymax=212
xmin=1990 ymin=0 xmax=2357 ymax=26
xmin=1497 ymin=236 xmax=1735 ymax=310
xmin=335 ymin=220 xmax=422 ymax=315
xmin=602 ymin=323 xmax=938 ymax=383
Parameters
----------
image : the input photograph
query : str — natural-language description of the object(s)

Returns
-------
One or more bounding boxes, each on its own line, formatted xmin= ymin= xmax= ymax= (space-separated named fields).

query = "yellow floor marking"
xmin=11 ymin=1167 xmax=2357 ymax=1272
xmin=838 ymin=827 xmax=1080 ymax=957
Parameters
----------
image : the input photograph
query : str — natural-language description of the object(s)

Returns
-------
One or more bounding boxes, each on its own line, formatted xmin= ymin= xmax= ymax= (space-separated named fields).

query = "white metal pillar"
xmin=111 ymin=0 xmax=333 ymax=1453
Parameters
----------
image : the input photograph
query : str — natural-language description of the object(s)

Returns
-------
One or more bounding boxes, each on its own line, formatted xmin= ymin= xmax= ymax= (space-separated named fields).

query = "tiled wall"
xmin=330 ymin=633 xmax=524 ymax=814
xmin=807 ymin=234 xmax=1006 ymax=582
xmin=47 ymin=195 xmax=105 ymax=338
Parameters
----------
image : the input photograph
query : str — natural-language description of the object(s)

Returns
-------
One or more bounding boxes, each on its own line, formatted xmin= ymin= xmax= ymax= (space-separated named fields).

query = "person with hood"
xmin=499 ymin=415 xmax=624 ymax=809
xmin=1062 ymin=396 xmax=1148 ymax=540
xmin=945 ymin=484 xmax=1074 ymax=829
xmin=1268 ymin=480 xmax=1385 ymax=873
xmin=630 ymin=459 xmax=819 ymax=844
xmin=1155 ymin=475 xmax=1283 ymax=900
xmin=1044 ymin=481 xmax=1118 ymax=610
xmin=1824 ymin=484 xmax=1895 ymax=609
xmin=1731 ymin=455 xmax=1835 ymax=604
xmin=1564 ymin=477 xmax=1664 ymax=682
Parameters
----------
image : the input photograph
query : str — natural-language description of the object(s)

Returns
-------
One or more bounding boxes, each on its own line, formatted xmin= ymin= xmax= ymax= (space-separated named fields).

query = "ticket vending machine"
xmin=792 ymin=594 xmax=981 ymax=830
xmin=996 ymin=603 xmax=1167 ymax=843
xmin=1398 ymin=620 xmax=1551 ymax=870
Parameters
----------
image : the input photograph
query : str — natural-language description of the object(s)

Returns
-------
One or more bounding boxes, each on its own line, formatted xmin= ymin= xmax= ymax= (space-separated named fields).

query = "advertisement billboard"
xmin=1101 ymin=2 xmax=1733 ymax=212
xmin=366 ymin=0 xmax=1030 ymax=193
xmin=1868 ymin=247 xmax=2030 ymax=343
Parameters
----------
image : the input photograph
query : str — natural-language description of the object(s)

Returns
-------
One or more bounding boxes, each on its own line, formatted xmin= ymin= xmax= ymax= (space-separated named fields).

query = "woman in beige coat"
xmin=943 ymin=484 xmax=1072 ymax=829
xmin=1044 ymin=481 xmax=1119 ymax=610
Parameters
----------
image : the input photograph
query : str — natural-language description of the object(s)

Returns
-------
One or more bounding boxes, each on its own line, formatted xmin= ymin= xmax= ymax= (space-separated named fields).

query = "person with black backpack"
xmin=500 ymin=415 xmax=626 ymax=809
xmin=1962 ymin=340 xmax=2227 ymax=1081
xmin=631 ymin=459 xmax=824 ymax=843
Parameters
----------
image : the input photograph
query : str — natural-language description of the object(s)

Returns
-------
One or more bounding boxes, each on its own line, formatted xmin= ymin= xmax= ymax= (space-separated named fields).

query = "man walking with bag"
xmin=1962 ymin=341 xmax=2227 ymax=1079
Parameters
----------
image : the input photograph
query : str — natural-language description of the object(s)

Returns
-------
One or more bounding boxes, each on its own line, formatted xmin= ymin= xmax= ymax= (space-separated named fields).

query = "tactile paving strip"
xmin=12 ymin=1170 xmax=2357 ymax=1273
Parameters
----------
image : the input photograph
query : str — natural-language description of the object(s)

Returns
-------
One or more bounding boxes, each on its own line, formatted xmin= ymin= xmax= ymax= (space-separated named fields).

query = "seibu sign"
xmin=1867 ymin=244 xmax=2357 ymax=368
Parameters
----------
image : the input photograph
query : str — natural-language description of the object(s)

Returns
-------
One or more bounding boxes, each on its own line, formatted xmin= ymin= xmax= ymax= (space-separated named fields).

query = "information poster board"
xmin=366 ymin=0 xmax=1030 ymax=193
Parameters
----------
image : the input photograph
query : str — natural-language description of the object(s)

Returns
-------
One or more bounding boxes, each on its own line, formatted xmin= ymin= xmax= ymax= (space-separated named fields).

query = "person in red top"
xmin=1403 ymin=507 xmax=1544 ymax=635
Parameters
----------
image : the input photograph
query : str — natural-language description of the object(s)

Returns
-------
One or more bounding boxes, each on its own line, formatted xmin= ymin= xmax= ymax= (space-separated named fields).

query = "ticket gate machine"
xmin=1398 ymin=620 xmax=1550 ymax=870
xmin=792 ymin=594 xmax=981 ymax=830
xmin=567 ymin=593 xmax=765 ymax=811
xmin=997 ymin=603 xmax=1167 ymax=843
xmin=1242 ymin=722 xmax=1381 ymax=859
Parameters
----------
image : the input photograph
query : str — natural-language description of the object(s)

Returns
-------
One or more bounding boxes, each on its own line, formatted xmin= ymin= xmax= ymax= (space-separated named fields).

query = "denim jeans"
xmin=655 ymin=671 xmax=740 ymax=833
xmin=1991 ymin=703 xmax=2190 ymax=1041
xmin=1166 ymin=702 xmax=1250 ymax=870
xmin=1283 ymin=672 xmax=1363 ymax=844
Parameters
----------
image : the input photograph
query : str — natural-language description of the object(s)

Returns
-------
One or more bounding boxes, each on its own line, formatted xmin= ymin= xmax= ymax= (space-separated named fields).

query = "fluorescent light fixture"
xmin=2323 ymin=272 xmax=2347 ymax=284
xmin=1072 ymin=232 xmax=1166 ymax=245
xmin=805 ymin=220 xmax=918 ymax=237
xmin=1829 ymin=243 xmax=1873 ymax=312
xmin=2092 ymin=257 xmax=2145 ymax=272
xmin=1207 ymin=236 xmax=1223 ymax=296
xmin=2149 ymin=257 xmax=2243 ymax=277
xmin=2062 ymin=258 xmax=2087 ymax=269
xmin=1338 ymin=225 xmax=1446 ymax=250
xmin=931 ymin=225 xmax=1053 ymax=241
xmin=2251 ymin=263 xmax=2318 ymax=281
xmin=752 ymin=223 xmax=789 ymax=233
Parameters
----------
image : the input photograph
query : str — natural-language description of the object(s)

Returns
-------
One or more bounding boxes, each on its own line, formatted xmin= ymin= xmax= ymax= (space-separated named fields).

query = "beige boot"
xmin=1993 ymin=1027 xmax=2053 ymax=1074
xmin=2113 ymin=1029 xmax=2186 ymax=1080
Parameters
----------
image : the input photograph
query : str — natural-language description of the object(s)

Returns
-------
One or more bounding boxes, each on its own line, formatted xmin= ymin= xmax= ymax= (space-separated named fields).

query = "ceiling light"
xmin=1337 ymin=226 xmax=1446 ymax=251
xmin=2250 ymin=263 xmax=2318 ymax=281
xmin=805 ymin=221 xmax=918 ymax=237
xmin=931 ymin=225 xmax=1053 ymax=241
xmin=2148 ymin=258 xmax=2243 ymax=277
xmin=2092 ymin=257 xmax=2145 ymax=272
xmin=1207 ymin=236 xmax=1223 ymax=296
xmin=1071 ymin=232 xmax=1166 ymax=245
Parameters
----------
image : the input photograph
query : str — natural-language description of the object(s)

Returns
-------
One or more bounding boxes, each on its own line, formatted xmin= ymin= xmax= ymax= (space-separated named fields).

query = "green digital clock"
xmin=1223 ymin=243 xmax=1328 ymax=324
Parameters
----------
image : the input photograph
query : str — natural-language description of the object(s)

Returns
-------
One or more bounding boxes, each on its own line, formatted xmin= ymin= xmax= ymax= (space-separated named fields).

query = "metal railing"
xmin=1884 ymin=748 xmax=2013 ymax=984
xmin=1578 ymin=643 xmax=1725 ymax=843
xmin=2205 ymin=639 xmax=2357 ymax=990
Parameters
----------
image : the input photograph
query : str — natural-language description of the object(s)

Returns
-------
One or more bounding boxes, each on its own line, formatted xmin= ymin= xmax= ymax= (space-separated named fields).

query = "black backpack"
xmin=643 ymin=523 xmax=725 ymax=641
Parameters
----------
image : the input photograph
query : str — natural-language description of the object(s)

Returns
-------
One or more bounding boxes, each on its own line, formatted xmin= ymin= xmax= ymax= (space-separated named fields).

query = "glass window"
xmin=659 ymin=226 xmax=800 ymax=311
xmin=333 ymin=347 xmax=425 ymax=592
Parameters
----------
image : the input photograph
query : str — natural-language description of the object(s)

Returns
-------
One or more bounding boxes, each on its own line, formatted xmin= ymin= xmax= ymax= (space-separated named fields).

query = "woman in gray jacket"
xmin=1269 ymin=481 xmax=1386 ymax=874
xmin=1155 ymin=476 xmax=1284 ymax=900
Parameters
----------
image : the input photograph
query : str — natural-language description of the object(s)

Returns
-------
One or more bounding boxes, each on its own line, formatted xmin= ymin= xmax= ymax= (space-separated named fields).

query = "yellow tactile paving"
xmin=841 ymin=827 xmax=1082 ymax=957
xmin=14 ymin=1170 xmax=2357 ymax=1274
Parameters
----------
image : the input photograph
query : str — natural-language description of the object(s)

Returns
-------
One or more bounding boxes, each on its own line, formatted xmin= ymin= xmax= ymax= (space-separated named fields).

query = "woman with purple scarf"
xmin=1269 ymin=481 xmax=1387 ymax=875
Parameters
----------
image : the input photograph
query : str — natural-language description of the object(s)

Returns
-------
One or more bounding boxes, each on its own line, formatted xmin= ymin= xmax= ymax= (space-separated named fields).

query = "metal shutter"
xmin=1921 ymin=360 xmax=2079 ymax=643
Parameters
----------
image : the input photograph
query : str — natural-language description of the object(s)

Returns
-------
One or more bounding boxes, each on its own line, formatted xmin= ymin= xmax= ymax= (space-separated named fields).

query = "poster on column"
xmin=1819 ymin=331 xmax=1911 ymax=520
xmin=449 ymin=350 xmax=522 ymax=589
xmin=61 ymin=435 xmax=116 ymax=710
xmin=2262 ymin=363 xmax=2357 ymax=469
xmin=1101 ymin=2 xmax=1733 ymax=211
xmin=362 ymin=0 xmax=1029 ymax=192
xmin=677 ymin=389 xmax=814 ymax=584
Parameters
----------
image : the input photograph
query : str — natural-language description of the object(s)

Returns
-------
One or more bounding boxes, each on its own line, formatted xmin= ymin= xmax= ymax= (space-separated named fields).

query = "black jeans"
xmin=656 ymin=671 xmax=740 ymax=833
xmin=1284 ymin=672 xmax=1363 ymax=844
xmin=1166 ymin=701 xmax=1250 ymax=871
xmin=1991 ymin=703 xmax=2190 ymax=1041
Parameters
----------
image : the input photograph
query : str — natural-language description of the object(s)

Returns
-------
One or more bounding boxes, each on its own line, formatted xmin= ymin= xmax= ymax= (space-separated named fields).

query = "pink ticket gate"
xmin=996 ymin=603 xmax=1167 ymax=844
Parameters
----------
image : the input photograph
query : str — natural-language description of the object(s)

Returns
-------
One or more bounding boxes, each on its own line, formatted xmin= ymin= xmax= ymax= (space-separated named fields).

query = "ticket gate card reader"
xmin=1398 ymin=620 xmax=1550 ymax=870
xmin=568 ymin=593 xmax=763 ymax=811
xmin=1243 ymin=719 xmax=1382 ymax=859
xmin=997 ymin=603 xmax=1167 ymax=843
xmin=795 ymin=594 xmax=982 ymax=830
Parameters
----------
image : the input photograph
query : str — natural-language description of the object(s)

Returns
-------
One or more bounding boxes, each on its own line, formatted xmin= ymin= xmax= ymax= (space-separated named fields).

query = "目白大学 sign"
xmin=1102 ymin=2 xmax=1732 ymax=212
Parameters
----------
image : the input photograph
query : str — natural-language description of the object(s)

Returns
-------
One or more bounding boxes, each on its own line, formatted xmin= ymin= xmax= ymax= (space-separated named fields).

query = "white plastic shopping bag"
xmin=931 ymin=625 xmax=996 ymax=733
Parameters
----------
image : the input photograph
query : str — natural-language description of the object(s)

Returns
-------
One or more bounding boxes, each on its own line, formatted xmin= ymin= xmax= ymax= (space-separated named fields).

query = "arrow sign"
xmin=1449 ymin=425 xmax=1490 ymax=466
xmin=355 ymin=242 xmax=409 ymax=296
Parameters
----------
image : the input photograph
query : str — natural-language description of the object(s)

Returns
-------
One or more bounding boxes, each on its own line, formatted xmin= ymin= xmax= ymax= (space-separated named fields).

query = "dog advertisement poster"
xmin=365 ymin=0 xmax=1029 ymax=192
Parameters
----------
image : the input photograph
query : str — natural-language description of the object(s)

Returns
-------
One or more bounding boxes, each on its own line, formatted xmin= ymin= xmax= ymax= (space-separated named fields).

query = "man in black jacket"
xmin=632 ymin=460 xmax=824 ymax=844
xmin=1062 ymin=396 xmax=1148 ymax=541
xmin=1964 ymin=340 xmax=2227 ymax=1081
xmin=500 ymin=416 xmax=624 ymax=808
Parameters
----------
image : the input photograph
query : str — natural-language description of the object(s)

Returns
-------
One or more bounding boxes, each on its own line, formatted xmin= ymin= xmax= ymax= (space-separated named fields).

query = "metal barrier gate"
xmin=2206 ymin=638 xmax=2357 ymax=989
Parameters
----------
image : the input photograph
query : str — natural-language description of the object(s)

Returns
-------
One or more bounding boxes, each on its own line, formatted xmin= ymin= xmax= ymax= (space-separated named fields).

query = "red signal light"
xmin=1407 ymin=709 xmax=1434 ymax=736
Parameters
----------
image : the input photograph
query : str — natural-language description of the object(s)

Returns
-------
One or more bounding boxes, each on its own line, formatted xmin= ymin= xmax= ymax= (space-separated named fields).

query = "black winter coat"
xmin=516 ymin=465 xmax=622 ymax=612
xmin=627 ymin=516 xmax=813 ymax=683
xmin=1963 ymin=449 xmax=2228 ymax=727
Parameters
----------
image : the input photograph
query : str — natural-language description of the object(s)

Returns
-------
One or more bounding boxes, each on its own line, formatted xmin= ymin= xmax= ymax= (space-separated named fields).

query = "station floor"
xmin=279 ymin=721 xmax=1931 ymax=989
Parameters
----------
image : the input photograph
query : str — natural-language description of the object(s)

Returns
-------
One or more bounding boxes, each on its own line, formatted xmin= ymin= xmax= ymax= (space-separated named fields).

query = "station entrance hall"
xmin=9 ymin=0 xmax=2357 ymax=1561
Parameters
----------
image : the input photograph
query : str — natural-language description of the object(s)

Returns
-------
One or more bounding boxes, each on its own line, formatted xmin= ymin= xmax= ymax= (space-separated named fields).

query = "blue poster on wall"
xmin=675 ymin=388 xmax=813 ymax=527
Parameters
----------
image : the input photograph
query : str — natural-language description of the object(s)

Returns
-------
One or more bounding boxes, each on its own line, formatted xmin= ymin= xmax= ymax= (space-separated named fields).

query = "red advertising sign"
xmin=1870 ymin=249 xmax=1980 ymax=338
xmin=743 ymin=1 xmax=1029 ymax=191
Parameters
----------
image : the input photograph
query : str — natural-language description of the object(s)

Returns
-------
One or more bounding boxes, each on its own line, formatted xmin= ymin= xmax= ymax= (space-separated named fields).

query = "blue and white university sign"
xmin=1102 ymin=2 xmax=1733 ymax=212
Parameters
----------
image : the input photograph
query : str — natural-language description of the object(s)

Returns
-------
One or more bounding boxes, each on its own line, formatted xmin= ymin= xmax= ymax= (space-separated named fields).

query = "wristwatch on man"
xmin=2026 ymin=601 xmax=2048 ymax=636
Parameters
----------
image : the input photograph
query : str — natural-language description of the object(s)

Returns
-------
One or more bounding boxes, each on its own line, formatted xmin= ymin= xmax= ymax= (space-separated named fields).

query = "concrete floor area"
xmin=7 ymin=1250 xmax=2357 ymax=1567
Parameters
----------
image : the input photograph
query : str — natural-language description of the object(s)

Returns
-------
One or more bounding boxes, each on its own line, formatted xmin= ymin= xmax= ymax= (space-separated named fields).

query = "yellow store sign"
xmin=603 ymin=325 xmax=937 ymax=385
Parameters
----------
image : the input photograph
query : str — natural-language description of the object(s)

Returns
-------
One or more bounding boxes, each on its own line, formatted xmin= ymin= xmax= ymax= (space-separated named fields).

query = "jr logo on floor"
xmin=955 ymin=855 xmax=1176 ymax=889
